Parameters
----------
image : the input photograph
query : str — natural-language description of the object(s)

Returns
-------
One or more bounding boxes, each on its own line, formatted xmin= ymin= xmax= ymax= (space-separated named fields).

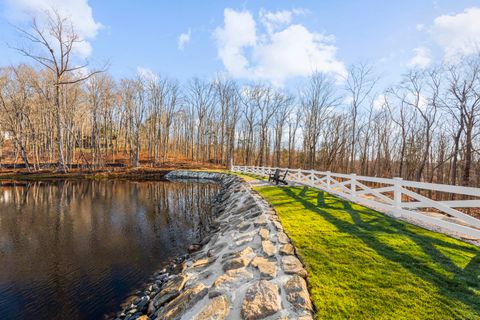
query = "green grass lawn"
xmin=254 ymin=185 xmax=480 ymax=320
xmin=194 ymin=169 xmax=267 ymax=182
xmin=229 ymin=171 xmax=266 ymax=181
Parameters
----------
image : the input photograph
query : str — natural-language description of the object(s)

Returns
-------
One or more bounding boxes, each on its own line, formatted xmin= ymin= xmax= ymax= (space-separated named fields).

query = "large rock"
xmin=222 ymin=247 xmax=255 ymax=271
xmin=235 ymin=230 xmax=256 ymax=242
xmin=241 ymin=280 xmax=281 ymax=319
xmin=152 ymin=275 xmax=188 ymax=307
xmin=254 ymin=216 xmax=268 ymax=227
xmin=223 ymin=256 xmax=252 ymax=271
xmin=192 ymin=257 xmax=216 ymax=268
xmin=279 ymin=243 xmax=294 ymax=255
xmin=156 ymin=283 xmax=208 ymax=319
xmin=222 ymin=246 xmax=254 ymax=260
xmin=272 ymin=220 xmax=283 ymax=231
xmin=238 ymin=221 xmax=251 ymax=232
xmin=281 ymin=256 xmax=308 ymax=278
xmin=239 ymin=202 xmax=257 ymax=212
xmin=261 ymin=240 xmax=277 ymax=257
xmin=235 ymin=237 xmax=254 ymax=247
xmin=259 ymin=228 xmax=270 ymax=240
xmin=211 ymin=267 xmax=254 ymax=296
xmin=277 ymin=232 xmax=290 ymax=244
xmin=284 ymin=275 xmax=312 ymax=312
xmin=251 ymin=256 xmax=277 ymax=279
xmin=193 ymin=295 xmax=230 ymax=320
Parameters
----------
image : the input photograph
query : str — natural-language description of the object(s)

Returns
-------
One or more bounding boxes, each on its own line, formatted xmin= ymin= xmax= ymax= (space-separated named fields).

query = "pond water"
xmin=0 ymin=179 xmax=218 ymax=319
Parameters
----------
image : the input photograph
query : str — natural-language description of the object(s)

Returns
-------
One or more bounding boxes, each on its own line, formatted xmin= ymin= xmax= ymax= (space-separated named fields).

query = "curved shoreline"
xmin=113 ymin=170 xmax=313 ymax=320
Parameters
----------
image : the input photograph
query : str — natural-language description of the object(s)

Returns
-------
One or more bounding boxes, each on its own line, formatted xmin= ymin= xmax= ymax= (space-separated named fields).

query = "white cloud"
xmin=5 ymin=0 xmax=102 ymax=57
xmin=431 ymin=7 xmax=480 ymax=61
xmin=214 ymin=8 xmax=346 ymax=86
xmin=214 ymin=9 xmax=257 ymax=79
xmin=259 ymin=8 xmax=309 ymax=34
xmin=177 ymin=29 xmax=191 ymax=50
xmin=416 ymin=23 xmax=425 ymax=31
xmin=137 ymin=66 xmax=158 ymax=82
xmin=408 ymin=47 xmax=432 ymax=69
xmin=259 ymin=9 xmax=293 ymax=34
xmin=373 ymin=94 xmax=386 ymax=111
xmin=405 ymin=92 xmax=428 ymax=111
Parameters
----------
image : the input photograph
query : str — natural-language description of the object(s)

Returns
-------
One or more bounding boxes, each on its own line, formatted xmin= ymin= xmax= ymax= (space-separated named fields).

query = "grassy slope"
xmin=254 ymin=186 xmax=480 ymax=320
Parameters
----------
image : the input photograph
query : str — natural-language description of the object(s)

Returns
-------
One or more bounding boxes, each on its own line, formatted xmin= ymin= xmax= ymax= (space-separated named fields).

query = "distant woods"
xmin=2 ymin=13 xmax=480 ymax=187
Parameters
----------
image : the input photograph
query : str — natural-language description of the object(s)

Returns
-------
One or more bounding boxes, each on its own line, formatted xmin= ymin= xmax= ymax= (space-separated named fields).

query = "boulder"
xmin=281 ymin=256 xmax=308 ymax=278
xmin=235 ymin=237 xmax=254 ymax=247
xmin=152 ymin=275 xmax=188 ymax=307
xmin=189 ymin=243 xmax=202 ymax=253
xmin=222 ymin=247 xmax=255 ymax=271
xmin=238 ymin=221 xmax=251 ymax=232
xmin=211 ymin=267 xmax=254 ymax=296
xmin=261 ymin=240 xmax=277 ymax=257
xmin=259 ymin=228 xmax=270 ymax=240
xmin=241 ymin=280 xmax=281 ymax=320
xmin=272 ymin=220 xmax=283 ymax=231
xmin=279 ymin=243 xmax=294 ymax=255
xmin=277 ymin=232 xmax=290 ymax=244
xmin=284 ymin=275 xmax=312 ymax=312
xmin=254 ymin=216 xmax=268 ymax=227
xmin=192 ymin=257 xmax=216 ymax=268
xmin=193 ymin=295 xmax=230 ymax=320
xmin=223 ymin=256 xmax=252 ymax=271
xmin=222 ymin=246 xmax=254 ymax=260
xmin=251 ymin=256 xmax=277 ymax=279
xmin=156 ymin=283 xmax=208 ymax=320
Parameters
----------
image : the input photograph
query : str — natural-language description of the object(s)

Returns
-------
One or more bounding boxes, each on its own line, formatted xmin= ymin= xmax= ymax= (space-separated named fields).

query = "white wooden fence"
xmin=232 ymin=165 xmax=480 ymax=239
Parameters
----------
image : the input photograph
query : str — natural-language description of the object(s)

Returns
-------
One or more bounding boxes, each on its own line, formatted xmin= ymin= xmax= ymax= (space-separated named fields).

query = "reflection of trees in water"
xmin=0 ymin=179 xmax=218 ymax=287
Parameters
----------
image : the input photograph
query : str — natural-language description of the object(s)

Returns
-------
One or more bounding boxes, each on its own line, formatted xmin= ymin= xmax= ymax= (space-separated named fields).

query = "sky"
xmin=1 ymin=0 xmax=480 ymax=90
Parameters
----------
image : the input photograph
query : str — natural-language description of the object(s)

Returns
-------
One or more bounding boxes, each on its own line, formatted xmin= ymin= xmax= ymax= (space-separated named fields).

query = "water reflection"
xmin=0 ymin=180 xmax=218 ymax=320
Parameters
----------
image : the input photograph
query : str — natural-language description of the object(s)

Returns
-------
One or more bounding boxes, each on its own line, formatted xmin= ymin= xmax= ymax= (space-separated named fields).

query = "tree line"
xmin=1 ymin=12 xmax=480 ymax=187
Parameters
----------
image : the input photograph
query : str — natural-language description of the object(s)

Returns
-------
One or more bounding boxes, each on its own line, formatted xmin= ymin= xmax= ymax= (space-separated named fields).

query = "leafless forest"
xmin=1 ymin=13 xmax=480 ymax=187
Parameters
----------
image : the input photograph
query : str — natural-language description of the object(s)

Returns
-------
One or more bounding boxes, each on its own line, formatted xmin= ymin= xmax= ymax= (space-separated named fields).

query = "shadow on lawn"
xmin=284 ymin=188 xmax=480 ymax=313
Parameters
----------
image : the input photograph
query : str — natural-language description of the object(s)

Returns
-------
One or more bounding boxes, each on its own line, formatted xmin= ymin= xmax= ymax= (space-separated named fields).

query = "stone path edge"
xmin=113 ymin=170 xmax=314 ymax=320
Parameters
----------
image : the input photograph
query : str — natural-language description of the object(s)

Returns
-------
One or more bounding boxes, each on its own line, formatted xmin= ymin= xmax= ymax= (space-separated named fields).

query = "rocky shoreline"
xmin=113 ymin=171 xmax=313 ymax=320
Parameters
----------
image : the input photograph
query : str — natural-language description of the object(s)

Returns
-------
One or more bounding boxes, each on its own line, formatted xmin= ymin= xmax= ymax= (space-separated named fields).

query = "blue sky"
xmin=1 ymin=0 xmax=480 ymax=90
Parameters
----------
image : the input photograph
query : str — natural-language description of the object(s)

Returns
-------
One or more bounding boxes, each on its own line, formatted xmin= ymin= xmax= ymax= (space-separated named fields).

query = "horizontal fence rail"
xmin=232 ymin=165 xmax=480 ymax=239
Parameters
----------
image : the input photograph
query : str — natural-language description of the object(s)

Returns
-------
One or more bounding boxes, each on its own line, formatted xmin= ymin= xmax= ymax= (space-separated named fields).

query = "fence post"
xmin=351 ymin=174 xmax=357 ymax=200
xmin=309 ymin=169 xmax=315 ymax=185
xmin=326 ymin=171 xmax=331 ymax=190
xmin=393 ymin=177 xmax=403 ymax=217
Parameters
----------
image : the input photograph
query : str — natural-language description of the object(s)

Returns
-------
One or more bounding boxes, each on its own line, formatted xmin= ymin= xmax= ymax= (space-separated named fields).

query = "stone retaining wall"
xmin=115 ymin=171 xmax=313 ymax=320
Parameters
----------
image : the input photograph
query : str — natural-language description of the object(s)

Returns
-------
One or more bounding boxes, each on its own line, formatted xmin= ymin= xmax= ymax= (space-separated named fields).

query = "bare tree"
xmin=215 ymin=78 xmax=240 ymax=168
xmin=345 ymin=63 xmax=378 ymax=172
xmin=13 ymin=10 xmax=106 ymax=172
xmin=301 ymin=73 xmax=340 ymax=169
xmin=446 ymin=59 xmax=480 ymax=186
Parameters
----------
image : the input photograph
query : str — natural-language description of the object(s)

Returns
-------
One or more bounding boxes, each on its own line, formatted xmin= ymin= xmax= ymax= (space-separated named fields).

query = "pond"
xmin=0 ymin=179 xmax=219 ymax=319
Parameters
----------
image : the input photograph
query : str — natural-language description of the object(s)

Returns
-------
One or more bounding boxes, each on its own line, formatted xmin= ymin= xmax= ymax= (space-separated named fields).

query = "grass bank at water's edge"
xmin=254 ymin=185 xmax=480 ymax=320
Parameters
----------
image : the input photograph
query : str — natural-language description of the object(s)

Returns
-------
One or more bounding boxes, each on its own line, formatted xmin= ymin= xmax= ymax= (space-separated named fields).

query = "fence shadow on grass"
xmin=283 ymin=187 xmax=480 ymax=313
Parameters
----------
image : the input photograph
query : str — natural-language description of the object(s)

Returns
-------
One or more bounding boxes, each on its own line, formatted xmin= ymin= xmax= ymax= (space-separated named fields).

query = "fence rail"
xmin=232 ymin=165 xmax=480 ymax=239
